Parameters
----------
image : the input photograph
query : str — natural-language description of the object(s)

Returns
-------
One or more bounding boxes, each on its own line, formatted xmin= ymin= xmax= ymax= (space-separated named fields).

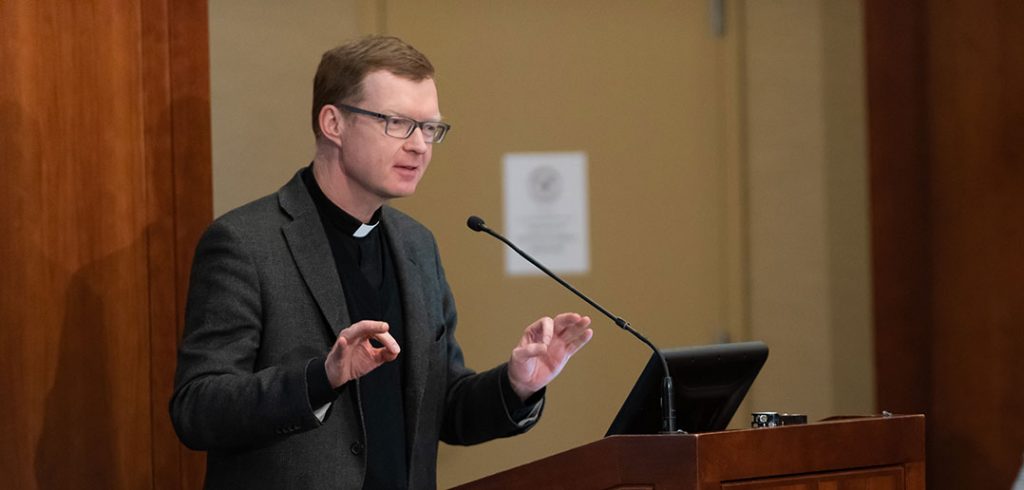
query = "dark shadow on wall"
xmin=35 ymin=232 xmax=148 ymax=489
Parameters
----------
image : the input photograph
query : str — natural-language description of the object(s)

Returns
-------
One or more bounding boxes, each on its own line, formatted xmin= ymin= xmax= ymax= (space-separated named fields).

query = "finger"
xmin=341 ymin=320 xmax=390 ymax=341
xmin=565 ymin=328 xmax=594 ymax=354
xmin=380 ymin=350 xmax=400 ymax=362
xmin=569 ymin=316 xmax=592 ymax=338
xmin=327 ymin=334 xmax=351 ymax=363
xmin=372 ymin=331 xmax=401 ymax=357
xmin=513 ymin=343 xmax=548 ymax=361
xmin=522 ymin=316 xmax=553 ymax=345
xmin=539 ymin=317 xmax=554 ymax=344
xmin=552 ymin=324 xmax=593 ymax=358
xmin=553 ymin=315 xmax=591 ymax=342
xmin=555 ymin=313 xmax=592 ymax=339
xmin=553 ymin=312 xmax=583 ymax=334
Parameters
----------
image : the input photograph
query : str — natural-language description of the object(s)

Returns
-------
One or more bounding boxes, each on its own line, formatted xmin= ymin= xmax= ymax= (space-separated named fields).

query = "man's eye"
xmin=387 ymin=117 xmax=414 ymax=130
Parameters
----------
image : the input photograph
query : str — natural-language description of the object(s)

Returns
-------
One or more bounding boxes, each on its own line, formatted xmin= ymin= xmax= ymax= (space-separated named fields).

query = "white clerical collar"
xmin=353 ymin=221 xmax=379 ymax=238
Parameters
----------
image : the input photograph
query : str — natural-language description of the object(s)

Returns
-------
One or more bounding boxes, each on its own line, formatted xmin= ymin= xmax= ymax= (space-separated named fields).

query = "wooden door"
xmin=0 ymin=0 xmax=211 ymax=488
xmin=866 ymin=0 xmax=1024 ymax=488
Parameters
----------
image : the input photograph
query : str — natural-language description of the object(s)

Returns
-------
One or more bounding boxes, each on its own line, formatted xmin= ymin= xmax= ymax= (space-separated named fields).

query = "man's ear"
xmin=318 ymin=105 xmax=344 ymax=146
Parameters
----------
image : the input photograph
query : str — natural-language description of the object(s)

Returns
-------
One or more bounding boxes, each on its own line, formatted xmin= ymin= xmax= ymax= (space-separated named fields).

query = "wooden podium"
xmin=454 ymin=414 xmax=924 ymax=490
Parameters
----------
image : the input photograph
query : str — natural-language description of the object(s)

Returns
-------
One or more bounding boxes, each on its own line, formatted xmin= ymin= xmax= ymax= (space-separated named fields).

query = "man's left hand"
xmin=508 ymin=313 xmax=594 ymax=401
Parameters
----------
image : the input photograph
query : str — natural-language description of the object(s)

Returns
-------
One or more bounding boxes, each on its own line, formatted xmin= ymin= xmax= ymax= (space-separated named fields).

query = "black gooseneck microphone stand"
xmin=466 ymin=215 xmax=677 ymax=433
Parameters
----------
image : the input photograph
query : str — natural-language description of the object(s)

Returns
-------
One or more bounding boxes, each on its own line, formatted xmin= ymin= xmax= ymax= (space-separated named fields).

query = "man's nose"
xmin=403 ymin=126 xmax=429 ymax=153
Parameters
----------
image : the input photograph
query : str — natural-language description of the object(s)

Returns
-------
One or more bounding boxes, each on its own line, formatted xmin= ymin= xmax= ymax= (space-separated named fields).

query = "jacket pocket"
xmin=433 ymin=323 xmax=447 ymax=342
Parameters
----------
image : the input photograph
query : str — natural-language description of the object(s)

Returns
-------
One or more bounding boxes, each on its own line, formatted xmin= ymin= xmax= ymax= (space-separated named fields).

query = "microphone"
xmin=466 ymin=215 xmax=678 ymax=433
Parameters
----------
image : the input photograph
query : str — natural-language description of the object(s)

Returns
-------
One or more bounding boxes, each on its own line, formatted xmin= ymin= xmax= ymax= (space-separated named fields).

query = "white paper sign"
xmin=502 ymin=152 xmax=590 ymax=276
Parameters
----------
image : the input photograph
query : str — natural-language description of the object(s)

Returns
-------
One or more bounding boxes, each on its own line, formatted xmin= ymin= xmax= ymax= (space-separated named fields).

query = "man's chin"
xmin=383 ymin=185 xmax=420 ymax=200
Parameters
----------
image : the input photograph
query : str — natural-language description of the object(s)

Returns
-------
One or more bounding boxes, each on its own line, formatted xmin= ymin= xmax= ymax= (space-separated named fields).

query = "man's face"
xmin=336 ymin=70 xmax=440 ymax=209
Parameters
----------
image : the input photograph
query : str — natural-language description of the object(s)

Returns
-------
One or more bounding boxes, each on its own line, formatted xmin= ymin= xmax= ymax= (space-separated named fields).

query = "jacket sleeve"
xmin=169 ymin=219 xmax=322 ymax=451
xmin=432 ymin=241 xmax=544 ymax=445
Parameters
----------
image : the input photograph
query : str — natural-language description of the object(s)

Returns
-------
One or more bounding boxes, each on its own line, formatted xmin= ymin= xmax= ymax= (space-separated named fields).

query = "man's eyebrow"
xmin=375 ymin=107 xmax=442 ymax=120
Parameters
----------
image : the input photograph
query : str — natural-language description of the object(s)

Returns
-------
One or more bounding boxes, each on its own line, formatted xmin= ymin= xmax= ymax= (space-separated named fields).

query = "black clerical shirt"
xmin=301 ymin=167 xmax=408 ymax=489
xmin=300 ymin=166 xmax=543 ymax=489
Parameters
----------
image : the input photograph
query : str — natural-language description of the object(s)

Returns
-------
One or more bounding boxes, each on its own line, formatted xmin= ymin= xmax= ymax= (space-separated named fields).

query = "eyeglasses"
xmin=337 ymin=104 xmax=451 ymax=144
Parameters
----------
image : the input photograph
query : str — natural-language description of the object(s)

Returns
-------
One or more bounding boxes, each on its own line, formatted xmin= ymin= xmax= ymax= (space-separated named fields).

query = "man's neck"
xmin=310 ymin=157 xmax=381 ymax=223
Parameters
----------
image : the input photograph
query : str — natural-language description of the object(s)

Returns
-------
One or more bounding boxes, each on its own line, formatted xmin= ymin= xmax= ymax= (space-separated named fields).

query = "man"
xmin=170 ymin=35 xmax=593 ymax=489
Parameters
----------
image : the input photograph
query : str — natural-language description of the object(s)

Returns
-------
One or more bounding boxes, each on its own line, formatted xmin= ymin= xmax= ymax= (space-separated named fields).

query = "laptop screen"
xmin=606 ymin=341 xmax=769 ymax=435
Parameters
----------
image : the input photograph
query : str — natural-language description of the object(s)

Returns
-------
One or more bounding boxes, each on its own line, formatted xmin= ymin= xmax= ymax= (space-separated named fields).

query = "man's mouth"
xmin=394 ymin=164 xmax=420 ymax=176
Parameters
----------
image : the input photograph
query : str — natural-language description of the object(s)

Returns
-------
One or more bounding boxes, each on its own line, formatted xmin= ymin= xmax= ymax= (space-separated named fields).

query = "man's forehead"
xmin=359 ymin=71 xmax=440 ymax=115
xmin=360 ymin=70 xmax=435 ymax=92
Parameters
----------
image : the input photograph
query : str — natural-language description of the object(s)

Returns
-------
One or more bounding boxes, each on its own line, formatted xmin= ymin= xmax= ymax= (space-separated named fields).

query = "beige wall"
xmin=209 ymin=0 xmax=872 ymax=487
xmin=383 ymin=2 xmax=738 ymax=486
xmin=741 ymin=0 xmax=874 ymax=422
xmin=210 ymin=0 xmax=363 ymax=215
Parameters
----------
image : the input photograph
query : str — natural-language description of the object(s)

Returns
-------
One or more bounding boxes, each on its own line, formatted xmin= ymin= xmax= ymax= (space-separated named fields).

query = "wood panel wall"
xmin=0 ymin=0 xmax=210 ymax=488
xmin=865 ymin=1 xmax=1024 ymax=488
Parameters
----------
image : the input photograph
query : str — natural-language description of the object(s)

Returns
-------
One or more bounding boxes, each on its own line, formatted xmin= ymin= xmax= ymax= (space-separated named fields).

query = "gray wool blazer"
xmin=170 ymin=169 xmax=538 ymax=489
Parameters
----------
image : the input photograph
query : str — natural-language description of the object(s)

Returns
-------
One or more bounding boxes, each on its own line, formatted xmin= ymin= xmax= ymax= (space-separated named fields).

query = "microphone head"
xmin=466 ymin=215 xmax=487 ymax=232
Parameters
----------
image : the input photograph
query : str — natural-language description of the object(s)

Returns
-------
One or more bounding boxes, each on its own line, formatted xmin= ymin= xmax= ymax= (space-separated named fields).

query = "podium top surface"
xmin=454 ymin=414 xmax=925 ymax=490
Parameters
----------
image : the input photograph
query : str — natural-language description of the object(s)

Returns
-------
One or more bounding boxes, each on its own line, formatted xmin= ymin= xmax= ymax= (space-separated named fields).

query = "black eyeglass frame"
xmin=337 ymin=103 xmax=451 ymax=143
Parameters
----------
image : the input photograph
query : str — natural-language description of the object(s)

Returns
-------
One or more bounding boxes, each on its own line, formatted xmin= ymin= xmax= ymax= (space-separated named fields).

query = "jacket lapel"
xmin=278 ymin=171 xmax=349 ymax=336
xmin=278 ymin=180 xmax=435 ymax=472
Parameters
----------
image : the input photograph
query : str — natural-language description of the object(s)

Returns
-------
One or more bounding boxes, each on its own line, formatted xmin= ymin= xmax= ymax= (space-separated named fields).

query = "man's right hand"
xmin=324 ymin=320 xmax=401 ymax=388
